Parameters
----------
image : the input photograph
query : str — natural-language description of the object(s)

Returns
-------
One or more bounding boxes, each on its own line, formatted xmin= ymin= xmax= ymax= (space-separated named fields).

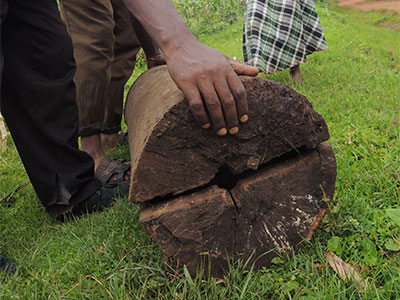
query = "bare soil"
xmin=335 ymin=0 xmax=400 ymax=13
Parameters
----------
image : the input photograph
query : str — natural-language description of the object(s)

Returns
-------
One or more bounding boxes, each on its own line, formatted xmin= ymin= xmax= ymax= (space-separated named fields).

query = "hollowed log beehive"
xmin=125 ymin=66 xmax=336 ymax=276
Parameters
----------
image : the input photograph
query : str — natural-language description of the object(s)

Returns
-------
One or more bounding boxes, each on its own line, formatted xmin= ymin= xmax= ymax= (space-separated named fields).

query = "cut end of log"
xmin=140 ymin=143 xmax=336 ymax=276
xmin=125 ymin=66 xmax=337 ymax=276
xmin=126 ymin=66 xmax=330 ymax=203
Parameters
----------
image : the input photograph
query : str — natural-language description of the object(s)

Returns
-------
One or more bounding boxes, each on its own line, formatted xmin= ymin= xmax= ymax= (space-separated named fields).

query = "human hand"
xmin=165 ymin=42 xmax=259 ymax=135
xmin=146 ymin=53 xmax=166 ymax=69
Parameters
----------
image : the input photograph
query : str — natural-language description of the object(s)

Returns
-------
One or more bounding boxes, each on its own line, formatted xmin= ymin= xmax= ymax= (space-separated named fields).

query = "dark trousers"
xmin=0 ymin=0 xmax=100 ymax=208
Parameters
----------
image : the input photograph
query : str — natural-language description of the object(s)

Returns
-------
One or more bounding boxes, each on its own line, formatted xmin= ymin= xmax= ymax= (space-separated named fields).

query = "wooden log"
xmin=140 ymin=143 xmax=336 ymax=276
xmin=125 ymin=66 xmax=330 ymax=203
xmin=126 ymin=66 xmax=336 ymax=276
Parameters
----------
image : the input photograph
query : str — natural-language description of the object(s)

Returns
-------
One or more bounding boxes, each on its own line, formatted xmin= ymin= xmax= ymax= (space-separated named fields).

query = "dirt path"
xmin=335 ymin=0 xmax=400 ymax=13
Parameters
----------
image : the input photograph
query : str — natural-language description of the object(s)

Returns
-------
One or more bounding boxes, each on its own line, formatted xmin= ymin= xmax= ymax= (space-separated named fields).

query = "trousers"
xmin=59 ymin=0 xmax=141 ymax=136
xmin=0 ymin=0 xmax=101 ymax=208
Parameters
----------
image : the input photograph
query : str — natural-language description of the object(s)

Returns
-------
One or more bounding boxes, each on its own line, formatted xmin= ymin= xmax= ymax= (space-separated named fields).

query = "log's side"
xmin=140 ymin=143 xmax=336 ymax=276
xmin=126 ymin=65 xmax=330 ymax=203
xmin=125 ymin=66 xmax=185 ymax=201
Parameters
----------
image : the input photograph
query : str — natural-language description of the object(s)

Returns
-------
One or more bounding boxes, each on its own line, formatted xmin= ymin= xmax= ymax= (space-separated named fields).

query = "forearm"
xmin=122 ymin=0 xmax=259 ymax=136
xmin=122 ymin=0 xmax=197 ymax=55
xmin=132 ymin=16 xmax=160 ymax=58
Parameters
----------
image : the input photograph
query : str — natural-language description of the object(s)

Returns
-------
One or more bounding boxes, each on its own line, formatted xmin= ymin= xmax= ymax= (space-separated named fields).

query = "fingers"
xmin=227 ymin=72 xmax=249 ymax=123
xmin=155 ymin=53 xmax=166 ymax=65
xmin=166 ymin=47 xmax=253 ymax=135
xmin=229 ymin=59 xmax=259 ymax=76
xmin=147 ymin=54 xmax=166 ymax=69
xmin=181 ymin=86 xmax=211 ymax=129
xmin=214 ymin=79 xmax=239 ymax=134
xmin=198 ymin=81 xmax=227 ymax=136
xmin=184 ymin=72 xmax=248 ymax=135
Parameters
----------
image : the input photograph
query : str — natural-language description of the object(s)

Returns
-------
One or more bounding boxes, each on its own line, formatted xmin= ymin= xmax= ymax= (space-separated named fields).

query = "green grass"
xmin=1 ymin=1 xmax=400 ymax=299
xmin=174 ymin=0 xmax=245 ymax=36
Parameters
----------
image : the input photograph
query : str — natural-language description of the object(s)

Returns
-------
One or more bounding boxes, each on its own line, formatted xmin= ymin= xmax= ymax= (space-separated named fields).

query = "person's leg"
xmin=59 ymin=0 xmax=113 ymax=168
xmin=101 ymin=0 xmax=141 ymax=149
xmin=59 ymin=0 xmax=114 ymax=138
xmin=60 ymin=0 xmax=131 ymax=183
xmin=0 ymin=0 xmax=17 ymax=276
xmin=1 ymin=0 xmax=101 ymax=210
xmin=290 ymin=64 xmax=301 ymax=82
xmin=0 ymin=0 xmax=7 ymax=82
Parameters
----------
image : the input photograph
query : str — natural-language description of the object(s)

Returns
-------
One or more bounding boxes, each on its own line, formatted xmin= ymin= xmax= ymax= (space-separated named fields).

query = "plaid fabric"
xmin=243 ymin=0 xmax=328 ymax=74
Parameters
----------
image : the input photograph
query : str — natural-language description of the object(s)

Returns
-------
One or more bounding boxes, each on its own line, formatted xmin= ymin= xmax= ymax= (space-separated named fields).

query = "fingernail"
xmin=229 ymin=127 xmax=239 ymax=135
xmin=202 ymin=123 xmax=211 ymax=129
xmin=240 ymin=114 xmax=248 ymax=123
xmin=217 ymin=128 xmax=227 ymax=136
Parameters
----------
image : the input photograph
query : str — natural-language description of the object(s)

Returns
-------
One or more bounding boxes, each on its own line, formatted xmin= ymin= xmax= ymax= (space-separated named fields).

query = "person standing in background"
xmin=243 ymin=0 xmax=328 ymax=81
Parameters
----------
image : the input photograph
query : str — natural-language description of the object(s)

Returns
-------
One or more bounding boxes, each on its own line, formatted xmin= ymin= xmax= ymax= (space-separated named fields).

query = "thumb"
xmin=154 ymin=53 xmax=166 ymax=65
xmin=229 ymin=59 xmax=259 ymax=76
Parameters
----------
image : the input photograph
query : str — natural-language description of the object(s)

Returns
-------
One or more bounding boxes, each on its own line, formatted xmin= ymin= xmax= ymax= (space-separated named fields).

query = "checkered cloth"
xmin=243 ymin=0 xmax=328 ymax=74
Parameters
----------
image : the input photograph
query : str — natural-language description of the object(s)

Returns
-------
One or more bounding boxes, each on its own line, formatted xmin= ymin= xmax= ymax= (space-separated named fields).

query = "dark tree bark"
xmin=125 ymin=66 xmax=330 ymax=203
xmin=125 ymin=66 xmax=337 ymax=276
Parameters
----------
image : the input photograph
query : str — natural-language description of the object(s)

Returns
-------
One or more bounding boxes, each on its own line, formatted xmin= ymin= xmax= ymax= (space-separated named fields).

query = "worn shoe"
xmin=70 ymin=183 xmax=127 ymax=216
xmin=47 ymin=183 xmax=129 ymax=221
xmin=95 ymin=157 xmax=131 ymax=184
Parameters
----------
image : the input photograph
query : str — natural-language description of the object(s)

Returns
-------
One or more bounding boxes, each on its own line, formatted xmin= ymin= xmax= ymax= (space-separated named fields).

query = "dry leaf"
xmin=350 ymin=260 xmax=362 ymax=273
xmin=314 ymin=263 xmax=323 ymax=273
xmin=326 ymin=251 xmax=369 ymax=291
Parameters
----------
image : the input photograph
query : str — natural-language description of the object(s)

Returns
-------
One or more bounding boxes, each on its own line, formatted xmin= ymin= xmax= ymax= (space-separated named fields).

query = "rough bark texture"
xmin=126 ymin=66 xmax=337 ymax=276
xmin=125 ymin=65 xmax=330 ymax=203
xmin=140 ymin=143 xmax=336 ymax=276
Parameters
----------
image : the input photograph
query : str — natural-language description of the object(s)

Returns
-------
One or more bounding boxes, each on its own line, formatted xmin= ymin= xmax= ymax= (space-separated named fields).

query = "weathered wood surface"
xmin=140 ymin=143 xmax=336 ymax=276
xmin=140 ymin=185 xmax=237 ymax=276
xmin=125 ymin=66 xmax=330 ymax=203
xmin=126 ymin=66 xmax=337 ymax=276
